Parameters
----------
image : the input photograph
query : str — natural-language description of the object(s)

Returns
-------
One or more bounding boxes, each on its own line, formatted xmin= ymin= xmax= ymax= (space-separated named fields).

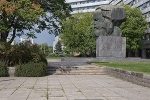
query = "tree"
xmin=55 ymin=40 xmax=62 ymax=53
xmin=39 ymin=43 xmax=53 ymax=56
xmin=0 ymin=0 xmax=71 ymax=44
xmin=48 ymin=46 xmax=53 ymax=54
xmin=61 ymin=13 xmax=96 ymax=57
xmin=120 ymin=4 xmax=148 ymax=53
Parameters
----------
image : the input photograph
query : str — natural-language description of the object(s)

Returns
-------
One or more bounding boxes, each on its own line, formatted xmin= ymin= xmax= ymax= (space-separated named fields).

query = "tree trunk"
xmin=8 ymin=28 xmax=16 ymax=44
xmin=0 ymin=32 xmax=8 ymax=42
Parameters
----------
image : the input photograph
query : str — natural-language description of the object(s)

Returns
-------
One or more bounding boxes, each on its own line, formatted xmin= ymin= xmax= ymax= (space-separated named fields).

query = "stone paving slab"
xmin=0 ymin=75 xmax=150 ymax=100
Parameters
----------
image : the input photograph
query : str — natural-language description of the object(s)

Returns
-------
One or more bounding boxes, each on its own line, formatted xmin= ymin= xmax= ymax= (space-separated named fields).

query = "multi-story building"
xmin=53 ymin=36 xmax=60 ymax=53
xmin=110 ymin=0 xmax=150 ymax=30
xmin=66 ymin=0 xmax=110 ymax=14
xmin=110 ymin=0 xmax=150 ymax=58
xmin=53 ymin=0 xmax=110 ymax=52
xmin=20 ymin=38 xmax=34 ymax=44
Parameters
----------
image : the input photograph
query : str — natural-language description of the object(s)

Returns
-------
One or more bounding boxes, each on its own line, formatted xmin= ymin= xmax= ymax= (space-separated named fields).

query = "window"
xmin=129 ymin=1 xmax=133 ymax=6
xmin=147 ymin=1 xmax=150 ymax=7
xmin=133 ymin=0 xmax=141 ymax=4
xmin=140 ymin=3 xmax=147 ymax=10
xmin=148 ymin=12 xmax=150 ymax=17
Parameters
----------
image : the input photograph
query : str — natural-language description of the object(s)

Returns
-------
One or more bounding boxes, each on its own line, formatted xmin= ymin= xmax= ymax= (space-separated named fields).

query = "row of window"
xmin=120 ymin=1 xmax=150 ymax=20
xmin=143 ymin=12 xmax=150 ymax=18
xmin=112 ymin=0 xmax=141 ymax=6
xmin=138 ymin=1 xmax=150 ymax=10
xmin=70 ymin=0 xmax=107 ymax=6
xmin=71 ymin=0 xmax=150 ymax=19
xmin=133 ymin=0 xmax=141 ymax=4
xmin=72 ymin=5 xmax=98 ymax=11
xmin=127 ymin=0 xmax=150 ymax=10
xmin=128 ymin=1 xmax=150 ymax=25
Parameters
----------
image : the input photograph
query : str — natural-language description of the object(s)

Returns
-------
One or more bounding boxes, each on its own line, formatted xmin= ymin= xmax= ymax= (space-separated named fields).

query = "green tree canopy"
xmin=55 ymin=40 xmax=62 ymax=53
xmin=0 ymin=0 xmax=71 ymax=44
xmin=39 ymin=43 xmax=53 ymax=56
xmin=61 ymin=13 xmax=96 ymax=57
xmin=120 ymin=4 xmax=148 ymax=52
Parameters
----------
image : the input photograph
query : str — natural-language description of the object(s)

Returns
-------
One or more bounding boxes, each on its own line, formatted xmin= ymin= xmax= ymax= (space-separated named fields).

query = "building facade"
xmin=20 ymin=38 xmax=34 ymax=44
xmin=66 ymin=0 xmax=110 ymax=14
xmin=53 ymin=36 xmax=60 ymax=53
xmin=110 ymin=0 xmax=150 ymax=58
xmin=110 ymin=0 xmax=150 ymax=29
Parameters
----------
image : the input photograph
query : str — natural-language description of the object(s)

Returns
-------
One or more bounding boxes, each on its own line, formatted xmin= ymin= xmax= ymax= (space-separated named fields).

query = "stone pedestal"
xmin=96 ymin=36 xmax=126 ymax=58
xmin=8 ymin=67 xmax=15 ymax=77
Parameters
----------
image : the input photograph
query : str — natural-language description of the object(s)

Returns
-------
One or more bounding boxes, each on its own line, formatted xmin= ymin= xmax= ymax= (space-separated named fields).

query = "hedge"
xmin=0 ymin=61 xmax=9 ymax=77
xmin=15 ymin=62 xmax=47 ymax=77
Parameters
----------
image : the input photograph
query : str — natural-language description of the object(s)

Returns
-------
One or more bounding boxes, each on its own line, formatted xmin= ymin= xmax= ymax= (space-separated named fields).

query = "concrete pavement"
xmin=0 ymin=75 xmax=150 ymax=100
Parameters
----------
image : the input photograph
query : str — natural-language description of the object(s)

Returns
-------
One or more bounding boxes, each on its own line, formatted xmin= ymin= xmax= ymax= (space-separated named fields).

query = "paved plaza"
xmin=0 ymin=75 xmax=150 ymax=100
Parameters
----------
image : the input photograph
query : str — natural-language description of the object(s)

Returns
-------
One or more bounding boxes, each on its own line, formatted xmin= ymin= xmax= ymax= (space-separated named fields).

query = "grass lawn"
xmin=93 ymin=62 xmax=150 ymax=75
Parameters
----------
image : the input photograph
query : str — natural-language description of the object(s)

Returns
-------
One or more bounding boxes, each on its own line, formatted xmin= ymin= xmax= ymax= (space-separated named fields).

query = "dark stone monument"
xmin=94 ymin=5 xmax=126 ymax=58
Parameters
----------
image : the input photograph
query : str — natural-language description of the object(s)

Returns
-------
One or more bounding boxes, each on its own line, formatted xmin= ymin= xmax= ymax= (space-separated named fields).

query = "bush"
xmin=15 ymin=62 xmax=47 ymax=77
xmin=0 ymin=42 xmax=11 ymax=65
xmin=8 ymin=43 xmax=32 ymax=66
xmin=0 ymin=42 xmax=47 ymax=66
xmin=0 ymin=61 xmax=9 ymax=77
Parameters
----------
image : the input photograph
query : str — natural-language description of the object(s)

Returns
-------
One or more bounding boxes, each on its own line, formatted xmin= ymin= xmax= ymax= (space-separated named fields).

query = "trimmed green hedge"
xmin=0 ymin=61 xmax=9 ymax=77
xmin=15 ymin=62 xmax=47 ymax=77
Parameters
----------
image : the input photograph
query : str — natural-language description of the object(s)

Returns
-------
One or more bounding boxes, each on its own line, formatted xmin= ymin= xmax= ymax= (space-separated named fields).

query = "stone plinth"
xmin=8 ymin=67 xmax=15 ymax=77
xmin=96 ymin=36 xmax=126 ymax=58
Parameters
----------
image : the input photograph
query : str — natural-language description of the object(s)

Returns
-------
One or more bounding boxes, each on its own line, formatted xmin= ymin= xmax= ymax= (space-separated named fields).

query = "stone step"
xmin=47 ymin=66 xmax=106 ymax=75
xmin=47 ymin=72 xmax=106 ymax=75
xmin=47 ymin=70 xmax=105 ymax=73
xmin=47 ymin=68 xmax=104 ymax=71
xmin=47 ymin=66 xmax=103 ymax=69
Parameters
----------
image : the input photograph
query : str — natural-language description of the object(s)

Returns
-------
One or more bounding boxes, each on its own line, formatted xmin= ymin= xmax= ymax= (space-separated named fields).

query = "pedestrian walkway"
xmin=0 ymin=75 xmax=150 ymax=100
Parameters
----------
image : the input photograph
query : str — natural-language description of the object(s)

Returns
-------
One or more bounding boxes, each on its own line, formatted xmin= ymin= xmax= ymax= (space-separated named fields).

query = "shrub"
xmin=0 ymin=42 xmax=47 ymax=66
xmin=15 ymin=62 xmax=47 ymax=77
xmin=0 ymin=42 xmax=11 ymax=65
xmin=48 ymin=53 xmax=58 ymax=57
xmin=8 ymin=43 xmax=32 ymax=66
xmin=30 ymin=44 xmax=48 ymax=65
xmin=0 ymin=61 xmax=9 ymax=77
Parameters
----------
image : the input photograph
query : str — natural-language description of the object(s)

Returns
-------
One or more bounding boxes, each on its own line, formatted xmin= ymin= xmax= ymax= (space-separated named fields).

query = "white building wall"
xmin=20 ymin=38 xmax=34 ymax=44
xmin=53 ymin=36 xmax=60 ymax=53
xmin=66 ymin=0 xmax=109 ymax=14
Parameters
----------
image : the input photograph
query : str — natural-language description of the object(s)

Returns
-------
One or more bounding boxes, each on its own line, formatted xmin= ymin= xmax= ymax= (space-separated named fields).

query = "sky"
xmin=14 ymin=30 xmax=55 ymax=46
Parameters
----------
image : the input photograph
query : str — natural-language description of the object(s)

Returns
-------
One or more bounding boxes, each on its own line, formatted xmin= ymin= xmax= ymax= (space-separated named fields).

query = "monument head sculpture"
xmin=94 ymin=5 xmax=126 ymax=37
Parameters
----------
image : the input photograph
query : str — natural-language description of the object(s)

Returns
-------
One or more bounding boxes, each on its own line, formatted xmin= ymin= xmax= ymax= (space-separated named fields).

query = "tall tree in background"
xmin=0 ymin=0 xmax=71 ymax=44
xmin=55 ymin=40 xmax=62 ymax=53
xmin=120 ymin=4 xmax=148 ymax=54
xmin=61 ymin=13 xmax=96 ymax=57
xmin=39 ymin=43 xmax=53 ymax=56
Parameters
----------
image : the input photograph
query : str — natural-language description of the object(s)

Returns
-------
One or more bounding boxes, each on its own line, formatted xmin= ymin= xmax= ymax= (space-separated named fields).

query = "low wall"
xmin=8 ymin=67 xmax=15 ymax=77
xmin=104 ymin=66 xmax=150 ymax=87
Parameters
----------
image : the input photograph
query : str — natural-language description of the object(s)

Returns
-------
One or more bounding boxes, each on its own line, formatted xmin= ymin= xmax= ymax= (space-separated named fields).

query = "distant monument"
xmin=94 ymin=5 xmax=126 ymax=58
